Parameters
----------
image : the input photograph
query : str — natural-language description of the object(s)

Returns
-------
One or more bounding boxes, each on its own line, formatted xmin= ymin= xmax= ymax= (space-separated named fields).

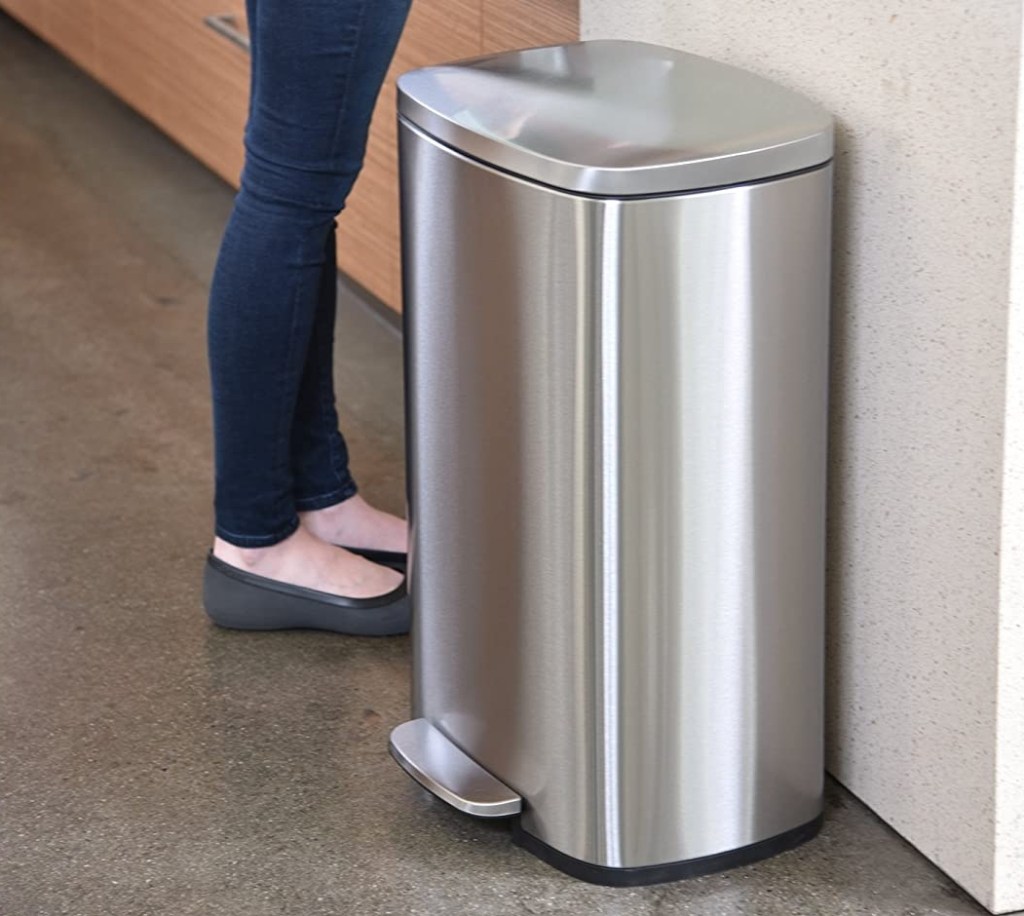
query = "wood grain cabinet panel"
xmin=481 ymin=0 xmax=578 ymax=53
xmin=92 ymin=0 xmax=249 ymax=186
xmin=2 ymin=0 xmax=579 ymax=311
xmin=155 ymin=1 xmax=250 ymax=186
xmin=92 ymin=0 xmax=170 ymax=128
xmin=3 ymin=0 xmax=96 ymax=73
xmin=0 ymin=0 xmax=40 ymax=28
xmin=41 ymin=0 xmax=96 ymax=72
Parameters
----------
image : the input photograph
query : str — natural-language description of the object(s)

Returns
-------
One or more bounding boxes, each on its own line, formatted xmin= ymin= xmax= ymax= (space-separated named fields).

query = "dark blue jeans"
xmin=208 ymin=0 xmax=411 ymax=547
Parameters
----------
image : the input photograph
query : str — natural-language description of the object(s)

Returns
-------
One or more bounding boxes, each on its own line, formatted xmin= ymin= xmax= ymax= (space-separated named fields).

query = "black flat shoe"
xmin=339 ymin=545 xmax=407 ymax=573
xmin=203 ymin=552 xmax=410 ymax=636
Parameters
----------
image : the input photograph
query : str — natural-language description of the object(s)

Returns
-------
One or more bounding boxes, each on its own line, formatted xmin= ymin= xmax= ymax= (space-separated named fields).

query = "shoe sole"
xmin=203 ymin=552 xmax=411 ymax=636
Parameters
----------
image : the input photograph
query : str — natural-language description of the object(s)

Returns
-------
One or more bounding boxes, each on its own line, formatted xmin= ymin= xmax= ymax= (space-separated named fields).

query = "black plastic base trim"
xmin=511 ymin=812 xmax=824 ymax=887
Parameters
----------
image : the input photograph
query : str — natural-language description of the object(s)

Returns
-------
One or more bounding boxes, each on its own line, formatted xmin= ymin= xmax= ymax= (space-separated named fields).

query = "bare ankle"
xmin=213 ymin=528 xmax=304 ymax=569
xmin=298 ymin=495 xmax=407 ymax=553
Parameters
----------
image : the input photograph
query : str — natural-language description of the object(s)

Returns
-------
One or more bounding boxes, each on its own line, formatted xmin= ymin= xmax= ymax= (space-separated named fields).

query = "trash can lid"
xmin=398 ymin=40 xmax=833 ymax=197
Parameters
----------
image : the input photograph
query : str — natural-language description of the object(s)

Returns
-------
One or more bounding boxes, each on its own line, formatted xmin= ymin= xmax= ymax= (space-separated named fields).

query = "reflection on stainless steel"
xmin=389 ymin=719 xmax=523 ymax=818
xmin=397 ymin=39 xmax=833 ymax=875
xmin=398 ymin=40 xmax=833 ymax=195
xmin=401 ymin=115 xmax=831 ymax=867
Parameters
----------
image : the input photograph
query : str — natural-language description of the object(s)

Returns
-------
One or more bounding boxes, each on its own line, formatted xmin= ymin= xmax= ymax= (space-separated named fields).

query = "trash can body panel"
xmin=612 ymin=172 xmax=830 ymax=865
xmin=402 ymin=120 xmax=604 ymax=857
xmin=401 ymin=117 xmax=831 ymax=869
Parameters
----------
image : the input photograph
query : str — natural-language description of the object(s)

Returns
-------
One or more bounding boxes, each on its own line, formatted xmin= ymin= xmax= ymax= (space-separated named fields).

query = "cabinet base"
xmin=511 ymin=812 xmax=824 ymax=887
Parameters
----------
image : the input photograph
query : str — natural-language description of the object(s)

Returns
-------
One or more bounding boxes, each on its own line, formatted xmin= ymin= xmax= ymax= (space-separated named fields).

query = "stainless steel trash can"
xmin=390 ymin=40 xmax=833 ymax=886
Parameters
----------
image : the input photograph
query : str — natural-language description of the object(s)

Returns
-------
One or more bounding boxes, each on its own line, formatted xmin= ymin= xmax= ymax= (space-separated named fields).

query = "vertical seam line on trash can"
xmin=600 ymin=200 xmax=623 ymax=865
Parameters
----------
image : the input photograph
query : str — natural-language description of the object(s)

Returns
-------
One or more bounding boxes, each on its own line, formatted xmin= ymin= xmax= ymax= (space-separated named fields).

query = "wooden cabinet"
xmin=4 ymin=0 xmax=250 ymax=185
xmin=481 ymin=0 xmax=577 ymax=53
xmin=34 ymin=0 xmax=95 ymax=71
xmin=92 ymin=0 xmax=250 ymax=188
xmin=91 ymin=0 xmax=168 ymax=128
xmin=1 ymin=0 xmax=96 ymax=72
xmin=153 ymin=2 xmax=250 ymax=186
xmin=2 ymin=0 xmax=579 ymax=310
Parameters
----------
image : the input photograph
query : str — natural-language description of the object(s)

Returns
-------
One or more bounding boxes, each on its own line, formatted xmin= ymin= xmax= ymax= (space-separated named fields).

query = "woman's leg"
xmin=289 ymin=220 xmax=358 ymax=514
xmin=207 ymin=0 xmax=411 ymax=593
xmin=290 ymin=224 xmax=408 ymax=553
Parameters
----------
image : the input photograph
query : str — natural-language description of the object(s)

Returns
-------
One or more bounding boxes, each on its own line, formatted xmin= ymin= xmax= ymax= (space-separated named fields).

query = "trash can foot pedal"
xmin=389 ymin=718 xmax=522 ymax=818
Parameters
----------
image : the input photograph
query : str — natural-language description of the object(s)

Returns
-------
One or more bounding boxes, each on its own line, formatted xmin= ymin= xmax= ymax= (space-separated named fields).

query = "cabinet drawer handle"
xmin=203 ymin=13 xmax=251 ymax=52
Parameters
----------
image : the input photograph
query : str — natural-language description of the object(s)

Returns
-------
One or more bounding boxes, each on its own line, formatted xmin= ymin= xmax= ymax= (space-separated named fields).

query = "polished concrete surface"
xmin=0 ymin=13 xmax=999 ymax=916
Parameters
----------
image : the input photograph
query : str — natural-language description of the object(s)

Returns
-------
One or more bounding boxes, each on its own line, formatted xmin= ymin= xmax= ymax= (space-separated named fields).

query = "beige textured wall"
xmin=580 ymin=2 xmax=1024 ymax=912
xmin=996 ymin=12 xmax=1024 ymax=905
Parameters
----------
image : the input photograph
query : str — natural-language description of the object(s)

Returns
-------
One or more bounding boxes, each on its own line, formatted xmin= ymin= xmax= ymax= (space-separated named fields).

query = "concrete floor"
xmin=0 ymin=13 xmax=999 ymax=916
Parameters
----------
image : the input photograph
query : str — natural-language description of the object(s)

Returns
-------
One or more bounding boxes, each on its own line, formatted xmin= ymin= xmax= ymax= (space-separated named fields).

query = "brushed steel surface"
xmin=401 ymin=120 xmax=830 ymax=868
xmin=202 ymin=14 xmax=250 ymax=53
xmin=397 ymin=40 xmax=833 ymax=196
xmin=389 ymin=719 xmax=523 ymax=818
